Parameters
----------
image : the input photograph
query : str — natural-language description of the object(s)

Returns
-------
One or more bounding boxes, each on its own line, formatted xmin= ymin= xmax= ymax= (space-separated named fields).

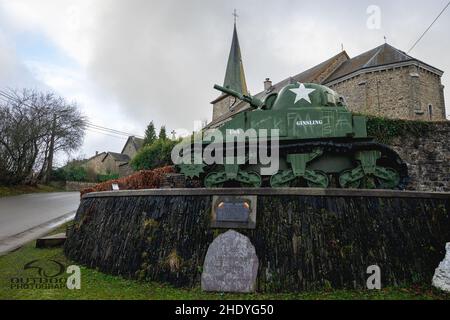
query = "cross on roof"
xmin=170 ymin=129 xmax=176 ymax=139
xmin=232 ymin=9 xmax=239 ymax=24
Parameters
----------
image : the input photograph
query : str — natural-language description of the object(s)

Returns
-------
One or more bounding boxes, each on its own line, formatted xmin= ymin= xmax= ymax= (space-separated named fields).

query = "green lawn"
xmin=0 ymin=184 xmax=66 ymax=198
xmin=0 ymin=224 xmax=449 ymax=300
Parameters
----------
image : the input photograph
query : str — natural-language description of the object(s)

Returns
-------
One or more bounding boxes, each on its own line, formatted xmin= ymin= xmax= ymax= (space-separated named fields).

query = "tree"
xmin=144 ymin=121 xmax=157 ymax=145
xmin=0 ymin=89 xmax=86 ymax=185
xmin=158 ymin=125 xmax=167 ymax=140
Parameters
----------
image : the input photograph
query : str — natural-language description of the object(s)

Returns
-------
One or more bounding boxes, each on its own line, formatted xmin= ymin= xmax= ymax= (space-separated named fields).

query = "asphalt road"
xmin=0 ymin=192 xmax=80 ymax=254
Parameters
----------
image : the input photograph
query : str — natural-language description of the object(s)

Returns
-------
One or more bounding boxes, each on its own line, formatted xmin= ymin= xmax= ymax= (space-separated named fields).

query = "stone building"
xmin=84 ymin=151 xmax=107 ymax=176
xmin=84 ymin=136 xmax=144 ymax=177
xmin=208 ymin=25 xmax=446 ymax=128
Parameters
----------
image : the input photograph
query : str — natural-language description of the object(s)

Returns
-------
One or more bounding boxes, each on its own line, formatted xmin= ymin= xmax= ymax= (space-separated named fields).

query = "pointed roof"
xmin=325 ymin=43 xmax=443 ymax=83
xmin=223 ymin=24 xmax=248 ymax=95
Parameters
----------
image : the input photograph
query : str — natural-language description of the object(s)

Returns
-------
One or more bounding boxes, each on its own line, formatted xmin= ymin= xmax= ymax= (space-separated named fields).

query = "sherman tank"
xmin=176 ymin=82 xmax=408 ymax=189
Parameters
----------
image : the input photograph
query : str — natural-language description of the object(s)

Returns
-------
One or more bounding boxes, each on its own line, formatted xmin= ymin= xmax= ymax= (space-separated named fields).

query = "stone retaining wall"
xmin=64 ymin=189 xmax=450 ymax=292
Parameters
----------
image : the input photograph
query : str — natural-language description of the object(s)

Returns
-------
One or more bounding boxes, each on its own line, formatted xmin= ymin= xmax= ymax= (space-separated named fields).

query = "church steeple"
xmin=223 ymin=20 xmax=248 ymax=96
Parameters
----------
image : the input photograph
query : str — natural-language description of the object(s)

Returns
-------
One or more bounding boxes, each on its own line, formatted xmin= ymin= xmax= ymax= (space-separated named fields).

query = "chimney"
xmin=95 ymin=151 xmax=99 ymax=156
xmin=264 ymin=78 xmax=272 ymax=91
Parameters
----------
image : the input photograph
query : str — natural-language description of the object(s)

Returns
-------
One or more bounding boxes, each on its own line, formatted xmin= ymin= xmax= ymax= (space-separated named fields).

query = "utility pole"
xmin=44 ymin=114 xmax=57 ymax=184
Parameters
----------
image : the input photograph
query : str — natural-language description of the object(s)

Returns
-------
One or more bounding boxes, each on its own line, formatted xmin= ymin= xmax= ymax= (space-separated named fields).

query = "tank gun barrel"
xmin=214 ymin=84 xmax=263 ymax=109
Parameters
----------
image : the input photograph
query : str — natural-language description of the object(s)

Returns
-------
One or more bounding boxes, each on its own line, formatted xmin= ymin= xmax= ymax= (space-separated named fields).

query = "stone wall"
xmin=327 ymin=65 xmax=446 ymax=121
xmin=65 ymin=189 xmax=450 ymax=292
xmin=84 ymin=153 xmax=107 ymax=175
xmin=122 ymin=142 xmax=139 ymax=159
xmin=389 ymin=122 xmax=450 ymax=191
xmin=212 ymin=95 xmax=235 ymax=121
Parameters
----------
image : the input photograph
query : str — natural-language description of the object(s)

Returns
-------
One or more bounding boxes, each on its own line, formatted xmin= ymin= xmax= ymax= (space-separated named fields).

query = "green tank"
xmin=176 ymin=82 xmax=408 ymax=189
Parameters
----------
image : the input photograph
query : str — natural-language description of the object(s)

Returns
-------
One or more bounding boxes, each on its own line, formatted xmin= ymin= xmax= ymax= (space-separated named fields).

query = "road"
xmin=0 ymin=192 xmax=80 ymax=255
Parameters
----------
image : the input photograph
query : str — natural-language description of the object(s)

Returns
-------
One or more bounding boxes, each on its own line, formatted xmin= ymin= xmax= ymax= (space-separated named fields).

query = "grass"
xmin=0 ymin=224 xmax=449 ymax=300
xmin=0 ymin=184 xmax=66 ymax=198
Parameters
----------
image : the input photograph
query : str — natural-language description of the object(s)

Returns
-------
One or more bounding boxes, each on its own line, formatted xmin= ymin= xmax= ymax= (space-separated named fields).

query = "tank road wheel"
xmin=204 ymin=171 xmax=227 ymax=188
xmin=339 ymin=166 xmax=400 ymax=189
xmin=204 ymin=170 xmax=262 ymax=188
xmin=339 ymin=168 xmax=363 ymax=189
xmin=270 ymin=170 xmax=296 ymax=188
xmin=373 ymin=167 xmax=400 ymax=189
xmin=305 ymin=170 xmax=330 ymax=188
xmin=236 ymin=171 xmax=262 ymax=188
xmin=177 ymin=163 xmax=205 ymax=179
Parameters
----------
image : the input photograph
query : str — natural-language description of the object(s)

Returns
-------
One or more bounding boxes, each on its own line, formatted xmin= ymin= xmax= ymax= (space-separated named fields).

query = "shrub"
xmin=366 ymin=116 xmax=431 ymax=144
xmin=62 ymin=165 xmax=87 ymax=182
xmin=131 ymin=139 xmax=178 ymax=171
xmin=97 ymin=173 xmax=119 ymax=182
xmin=80 ymin=166 xmax=175 ymax=197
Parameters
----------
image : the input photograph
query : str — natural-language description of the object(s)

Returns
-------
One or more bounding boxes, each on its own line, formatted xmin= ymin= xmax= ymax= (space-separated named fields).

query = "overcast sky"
xmin=0 ymin=0 xmax=449 ymax=165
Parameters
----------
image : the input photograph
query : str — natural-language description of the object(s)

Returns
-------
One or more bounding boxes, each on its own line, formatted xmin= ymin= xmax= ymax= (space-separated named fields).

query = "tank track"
xmin=182 ymin=139 xmax=409 ymax=190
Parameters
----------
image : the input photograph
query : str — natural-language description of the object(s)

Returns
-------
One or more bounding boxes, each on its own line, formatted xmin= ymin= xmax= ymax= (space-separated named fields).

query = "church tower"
xmin=211 ymin=18 xmax=249 ymax=121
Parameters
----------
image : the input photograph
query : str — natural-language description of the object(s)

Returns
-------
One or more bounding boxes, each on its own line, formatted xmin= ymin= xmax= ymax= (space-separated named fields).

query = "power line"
xmin=86 ymin=124 xmax=143 ymax=139
xmin=408 ymin=1 xmax=450 ymax=53
xmin=86 ymin=127 xmax=129 ymax=139
xmin=86 ymin=122 xmax=144 ymax=138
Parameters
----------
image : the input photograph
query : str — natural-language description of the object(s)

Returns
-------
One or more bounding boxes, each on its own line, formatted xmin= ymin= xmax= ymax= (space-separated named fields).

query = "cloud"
xmin=0 ymin=29 xmax=43 ymax=89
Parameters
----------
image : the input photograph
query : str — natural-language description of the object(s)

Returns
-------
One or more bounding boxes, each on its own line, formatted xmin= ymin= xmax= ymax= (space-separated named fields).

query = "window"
xmin=428 ymin=104 xmax=433 ymax=120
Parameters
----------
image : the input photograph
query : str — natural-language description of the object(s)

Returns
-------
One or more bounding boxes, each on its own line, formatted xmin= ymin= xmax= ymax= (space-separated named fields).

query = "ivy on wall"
xmin=366 ymin=116 xmax=432 ymax=144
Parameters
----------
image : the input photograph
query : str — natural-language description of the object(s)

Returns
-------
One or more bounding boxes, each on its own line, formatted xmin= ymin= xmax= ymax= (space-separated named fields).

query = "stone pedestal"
xmin=201 ymin=230 xmax=258 ymax=293
xmin=432 ymin=243 xmax=450 ymax=292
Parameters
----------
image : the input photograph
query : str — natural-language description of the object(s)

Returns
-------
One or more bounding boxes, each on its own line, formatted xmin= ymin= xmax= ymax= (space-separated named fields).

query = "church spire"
xmin=223 ymin=15 xmax=248 ymax=96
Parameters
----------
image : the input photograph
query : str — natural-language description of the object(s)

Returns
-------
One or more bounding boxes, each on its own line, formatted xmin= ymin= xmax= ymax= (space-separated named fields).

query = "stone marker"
xmin=432 ymin=242 xmax=450 ymax=292
xmin=201 ymin=230 xmax=258 ymax=293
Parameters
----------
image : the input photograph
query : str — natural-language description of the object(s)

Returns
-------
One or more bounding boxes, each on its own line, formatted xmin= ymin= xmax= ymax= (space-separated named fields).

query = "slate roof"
xmin=325 ymin=43 xmax=443 ymax=83
xmin=102 ymin=152 xmax=130 ymax=163
xmin=86 ymin=151 xmax=106 ymax=162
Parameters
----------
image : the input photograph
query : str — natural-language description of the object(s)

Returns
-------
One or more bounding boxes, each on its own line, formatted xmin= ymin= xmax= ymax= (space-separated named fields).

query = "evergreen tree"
xmin=158 ymin=125 xmax=167 ymax=140
xmin=144 ymin=121 xmax=157 ymax=145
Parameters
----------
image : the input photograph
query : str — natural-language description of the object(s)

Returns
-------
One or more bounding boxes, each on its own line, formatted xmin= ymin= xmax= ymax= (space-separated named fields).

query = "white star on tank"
xmin=289 ymin=83 xmax=316 ymax=104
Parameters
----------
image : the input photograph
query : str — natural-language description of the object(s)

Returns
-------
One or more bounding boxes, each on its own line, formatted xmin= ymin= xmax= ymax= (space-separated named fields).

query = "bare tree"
xmin=0 ymin=89 xmax=86 ymax=185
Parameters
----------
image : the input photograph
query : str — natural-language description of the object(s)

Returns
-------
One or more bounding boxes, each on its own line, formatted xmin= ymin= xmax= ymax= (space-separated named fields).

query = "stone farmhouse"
xmin=84 ymin=136 xmax=144 ymax=178
xmin=208 ymin=24 xmax=446 ymax=129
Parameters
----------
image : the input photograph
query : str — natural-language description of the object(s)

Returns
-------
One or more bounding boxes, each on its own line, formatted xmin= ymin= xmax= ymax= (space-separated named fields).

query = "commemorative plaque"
xmin=210 ymin=195 xmax=257 ymax=229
